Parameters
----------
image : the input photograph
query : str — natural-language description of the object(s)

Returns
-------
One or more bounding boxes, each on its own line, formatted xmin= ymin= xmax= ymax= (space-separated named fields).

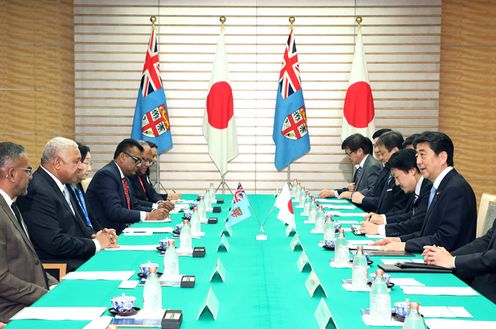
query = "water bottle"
xmin=198 ymin=196 xmax=207 ymax=223
xmin=302 ymin=192 xmax=311 ymax=215
xmin=370 ymin=269 xmax=391 ymax=323
xmin=209 ymin=183 xmax=216 ymax=202
xmin=323 ymin=213 xmax=335 ymax=241
xmin=308 ymin=197 xmax=317 ymax=222
xmin=299 ymin=187 xmax=306 ymax=205
xmin=352 ymin=246 xmax=368 ymax=289
xmin=315 ymin=205 xmax=325 ymax=232
xmin=204 ymin=190 xmax=212 ymax=211
xmin=163 ymin=240 xmax=179 ymax=278
xmin=403 ymin=302 xmax=425 ymax=329
xmin=293 ymin=181 xmax=300 ymax=199
xmin=142 ymin=267 xmax=162 ymax=312
xmin=190 ymin=207 xmax=201 ymax=236
xmin=334 ymin=228 xmax=349 ymax=266
xmin=179 ymin=219 xmax=192 ymax=251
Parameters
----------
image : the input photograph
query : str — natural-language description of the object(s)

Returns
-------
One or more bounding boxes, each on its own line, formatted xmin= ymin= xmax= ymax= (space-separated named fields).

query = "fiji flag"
xmin=227 ymin=183 xmax=251 ymax=226
xmin=131 ymin=27 xmax=173 ymax=154
xmin=272 ymin=30 xmax=310 ymax=171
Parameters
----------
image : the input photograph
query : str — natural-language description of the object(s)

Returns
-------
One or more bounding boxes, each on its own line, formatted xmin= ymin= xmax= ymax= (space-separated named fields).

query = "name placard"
xmin=297 ymin=250 xmax=311 ymax=272
xmin=221 ymin=224 xmax=233 ymax=237
xmin=290 ymin=234 xmax=302 ymax=251
xmin=285 ymin=225 xmax=296 ymax=237
xmin=305 ymin=271 xmax=328 ymax=297
xmin=209 ymin=258 xmax=226 ymax=282
xmin=217 ymin=235 xmax=231 ymax=252
xmin=314 ymin=298 xmax=332 ymax=329
xmin=197 ymin=287 xmax=219 ymax=320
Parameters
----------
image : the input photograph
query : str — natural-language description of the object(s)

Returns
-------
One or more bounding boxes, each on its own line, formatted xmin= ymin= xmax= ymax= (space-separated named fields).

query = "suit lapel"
xmin=0 ymin=195 xmax=37 ymax=255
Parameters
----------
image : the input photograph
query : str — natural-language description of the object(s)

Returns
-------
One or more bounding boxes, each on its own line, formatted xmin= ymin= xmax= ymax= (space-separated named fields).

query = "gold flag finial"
xmin=289 ymin=16 xmax=295 ymax=30
xmin=356 ymin=16 xmax=362 ymax=25
xmin=220 ymin=16 xmax=226 ymax=24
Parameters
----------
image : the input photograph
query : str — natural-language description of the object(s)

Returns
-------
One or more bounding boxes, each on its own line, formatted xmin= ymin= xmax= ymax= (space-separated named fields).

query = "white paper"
xmin=322 ymin=204 xmax=356 ymax=210
xmin=365 ymin=234 xmax=386 ymax=239
xmin=192 ymin=232 xmax=206 ymax=239
xmin=176 ymin=248 xmax=193 ymax=256
xmin=107 ymin=245 xmax=158 ymax=251
xmin=342 ymin=283 xmax=369 ymax=292
xmin=83 ymin=316 xmax=113 ymax=329
xmin=425 ymin=319 xmax=496 ymax=329
xmin=347 ymin=239 xmax=374 ymax=245
xmin=349 ymin=245 xmax=382 ymax=250
xmin=401 ymin=286 xmax=478 ymax=296
xmin=330 ymin=260 xmax=352 ymax=268
xmin=11 ymin=307 xmax=106 ymax=320
xmin=419 ymin=306 xmax=472 ymax=318
xmin=64 ymin=271 xmax=134 ymax=281
xmin=315 ymin=198 xmax=348 ymax=204
xmin=389 ymin=278 xmax=424 ymax=286
xmin=123 ymin=230 xmax=153 ymax=236
xmin=123 ymin=227 xmax=174 ymax=234
xmin=336 ymin=220 xmax=360 ymax=225
xmin=142 ymin=217 xmax=171 ymax=223
xmin=118 ymin=280 xmax=139 ymax=289
xmin=362 ymin=314 xmax=402 ymax=327
xmin=327 ymin=211 xmax=364 ymax=217
xmin=409 ymin=258 xmax=425 ymax=264
xmin=381 ymin=259 xmax=411 ymax=265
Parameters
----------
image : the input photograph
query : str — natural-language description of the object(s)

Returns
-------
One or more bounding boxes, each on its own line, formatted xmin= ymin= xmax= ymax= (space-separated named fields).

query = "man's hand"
xmin=370 ymin=237 xmax=400 ymax=246
xmin=94 ymin=230 xmax=113 ymax=249
xmin=339 ymin=191 xmax=352 ymax=199
xmin=347 ymin=182 xmax=356 ymax=192
xmin=370 ymin=214 xmax=385 ymax=225
xmin=146 ymin=208 xmax=169 ymax=221
xmin=422 ymin=245 xmax=454 ymax=268
xmin=168 ymin=193 xmax=181 ymax=200
xmin=363 ymin=212 xmax=375 ymax=221
xmin=360 ymin=221 xmax=379 ymax=235
xmin=158 ymin=201 xmax=174 ymax=211
xmin=380 ymin=241 xmax=406 ymax=251
xmin=351 ymin=192 xmax=365 ymax=204
xmin=318 ymin=189 xmax=336 ymax=198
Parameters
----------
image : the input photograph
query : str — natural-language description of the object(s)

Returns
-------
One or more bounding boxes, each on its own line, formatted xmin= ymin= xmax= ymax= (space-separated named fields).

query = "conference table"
xmin=6 ymin=194 xmax=496 ymax=329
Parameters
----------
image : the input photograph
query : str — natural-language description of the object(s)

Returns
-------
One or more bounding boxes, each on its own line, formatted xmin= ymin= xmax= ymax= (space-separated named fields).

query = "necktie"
xmin=138 ymin=176 xmax=147 ymax=194
xmin=71 ymin=186 xmax=93 ymax=229
xmin=11 ymin=202 xmax=28 ymax=236
xmin=354 ymin=167 xmax=363 ymax=185
xmin=122 ymin=177 xmax=131 ymax=209
xmin=428 ymin=186 xmax=437 ymax=209
xmin=412 ymin=194 xmax=419 ymax=215
xmin=386 ymin=173 xmax=393 ymax=185
xmin=62 ymin=187 xmax=75 ymax=215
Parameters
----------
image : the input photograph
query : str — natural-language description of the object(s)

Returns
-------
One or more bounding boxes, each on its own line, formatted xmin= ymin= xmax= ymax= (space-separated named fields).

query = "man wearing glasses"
xmin=0 ymin=142 xmax=57 ymax=323
xmin=87 ymin=139 xmax=169 ymax=234
xmin=128 ymin=141 xmax=174 ymax=211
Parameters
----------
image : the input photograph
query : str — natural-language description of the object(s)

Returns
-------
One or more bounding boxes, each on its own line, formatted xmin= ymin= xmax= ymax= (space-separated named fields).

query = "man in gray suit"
xmin=0 ymin=142 xmax=57 ymax=323
xmin=319 ymin=133 xmax=381 ymax=199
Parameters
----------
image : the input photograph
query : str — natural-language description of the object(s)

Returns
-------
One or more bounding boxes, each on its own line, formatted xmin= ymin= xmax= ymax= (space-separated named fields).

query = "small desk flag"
xmin=227 ymin=183 xmax=251 ymax=226
xmin=274 ymin=183 xmax=295 ymax=228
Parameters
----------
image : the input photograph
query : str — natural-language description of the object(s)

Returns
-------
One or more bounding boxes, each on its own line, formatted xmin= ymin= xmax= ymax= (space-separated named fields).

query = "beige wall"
xmin=439 ymin=0 xmax=496 ymax=203
xmin=0 ymin=0 xmax=74 ymax=166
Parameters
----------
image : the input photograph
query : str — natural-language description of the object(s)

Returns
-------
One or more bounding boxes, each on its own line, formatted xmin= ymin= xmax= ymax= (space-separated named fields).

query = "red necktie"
xmin=122 ymin=177 xmax=131 ymax=209
xmin=138 ymin=176 xmax=147 ymax=194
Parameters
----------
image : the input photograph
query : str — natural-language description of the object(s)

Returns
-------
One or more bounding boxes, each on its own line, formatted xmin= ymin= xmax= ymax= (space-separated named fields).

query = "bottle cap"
xmin=357 ymin=245 xmax=364 ymax=251
xmin=409 ymin=302 xmax=420 ymax=310
xmin=168 ymin=240 xmax=175 ymax=246
xmin=375 ymin=269 xmax=384 ymax=275
xmin=339 ymin=228 xmax=345 ymax=233
xmin=149 ymin=267 xmax=157 ymax=273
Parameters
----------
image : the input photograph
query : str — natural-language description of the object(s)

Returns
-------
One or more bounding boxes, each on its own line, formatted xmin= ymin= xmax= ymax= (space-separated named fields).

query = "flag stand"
xmin=252 ymin=203 xmax=267 ymax=241
xmin=215 ymin=174 xmax=233 ymax=195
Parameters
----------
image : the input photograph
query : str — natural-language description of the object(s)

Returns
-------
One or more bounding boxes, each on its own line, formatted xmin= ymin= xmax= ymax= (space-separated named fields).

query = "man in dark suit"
xmin=319 ymin=133 xmax=381 ymax=199
xmin=17 ymin=137 xmax=114 ymax=271
xmin=422 ymin=219 xmax=496 ymax=303
xmin=146 ymin=141 xmax=181 ymax=201
xmin=0 ymin=142 xmax=58 ymax=322
xmin=373 ymin=131 xmax=476 ymax=253
xmin=86 ymin=139 xmax=169 ymax=234
xmin=128 ymin=141 xmax=174 ymax=211
xmin=360 ymin=148 xmax=431 ymax=237
xmin=67 ymin=142 xmax=103 ymax=233
xmin=352 ymin=131 xmax=411 ymax=214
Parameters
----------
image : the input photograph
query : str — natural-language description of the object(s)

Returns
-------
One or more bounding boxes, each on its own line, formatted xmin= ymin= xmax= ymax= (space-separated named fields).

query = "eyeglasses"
xmin=124 ymin=152 xmax=142 ymax=165
xmin=345 ymin=150 xmax=356 ymax=157
xmin=140 ymin=159 xmax=153 ymax=166
xmin=15 ymin=167 xmax=33 ymax=176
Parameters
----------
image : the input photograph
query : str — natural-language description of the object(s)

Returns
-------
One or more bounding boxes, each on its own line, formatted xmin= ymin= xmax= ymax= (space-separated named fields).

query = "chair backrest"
xmin=42 ymin=263 xmax=67 ymax=281
xmin=477 ymin=193 xmax=496 ymax=237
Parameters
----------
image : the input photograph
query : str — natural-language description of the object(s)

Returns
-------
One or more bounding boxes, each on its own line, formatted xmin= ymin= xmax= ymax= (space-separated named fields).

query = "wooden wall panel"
xmin=439 ymin=0 xmax=496 ymax=204
xmin=0 ymin=0 xmax=75 ymax=164
xmin=73 ymin=0 xmax=441 ymax=194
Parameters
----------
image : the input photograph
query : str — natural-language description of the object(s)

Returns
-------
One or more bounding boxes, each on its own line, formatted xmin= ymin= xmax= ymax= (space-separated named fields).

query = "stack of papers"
xmin=401 ymin=286 xmax=479 ymax=296
xmin=64 ymin=271 xmax=135 ymax=281
xmin=123 ymin=227 xmax=173 ymax=235
xmin=425 ymin=319 xmax=496 ymax=329
xmin=107 ymin=245 xmax=158 ymax=251
xmin=419 ymin=306 xmax=472 ymax=318
xmin=11 ymin=307 xmax=106 ymax=320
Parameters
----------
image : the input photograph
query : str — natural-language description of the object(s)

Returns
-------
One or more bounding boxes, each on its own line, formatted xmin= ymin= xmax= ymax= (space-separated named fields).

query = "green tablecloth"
xmin=6 ymin=194 xmax=496 ymax=329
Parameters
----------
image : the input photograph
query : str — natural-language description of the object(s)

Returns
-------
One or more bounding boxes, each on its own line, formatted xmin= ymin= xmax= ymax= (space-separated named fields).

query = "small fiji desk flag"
xmin=227 ymin=183 xmax=251 ymax=227
xmin=273 ymin=19 xmax=310 ymax=172
xmin=131 ymin=17 xmax=173 ymax=153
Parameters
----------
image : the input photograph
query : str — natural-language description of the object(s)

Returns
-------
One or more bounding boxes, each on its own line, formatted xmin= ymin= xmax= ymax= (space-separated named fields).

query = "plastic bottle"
xmin=142 ymin=267 xmax=162 ymax=312
xmin=204 ymin=190 xmax=212 ymax=210
xmin=314 ymin=205 xmax=325 ymax=232
xmin=402 ymin=302 xmax=426 ymax=329
xmin=370 ymin=269 xmax=391 ymax=323
xmin=190 ymin=206 xmax=201 ymax=236
xmin=197 ymin=196 xmax=207 ymax=223
xmin=308 ymin=197 xmax=318 ymax=222
xmin=209 ymin=183 xmax=216 ymax=202
xmin=334 ymin=228 xmax=349 ymax=266
xmin=323 ymin=213 xmax=335 ymax=241
xmin=302 ymin=192 xmax=311 ymax=215
xmin=299 ymin=187 xmax=306 ymax=205
xmin=352 ymin=246 xmax=368 ymax=289
xmin=179 ymin=219 xmax=192 ymax=250
xmin=163 ymin=240 xmax=179 ymax=278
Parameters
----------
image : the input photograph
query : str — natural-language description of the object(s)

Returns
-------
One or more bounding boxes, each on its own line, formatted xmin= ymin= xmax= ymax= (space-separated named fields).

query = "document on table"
xmin=11 ymin=307 xmax=106 ymax=320
xmin=123 ymin=227 xmax=173 ymax=234
xmin=425 ymin=319 xmax=496 ymax=329
xmin=315 ymin=198 xmax=349 ymax=204
xmin=347 ymin=240 xmax=381 ymax=250
xmin=321 ymin=204 xmax=356 ymax=210
xmin=327 ymin=211 xmax=365 ymax=218
xmin=389 ymin=278 xmax=424 ymax=286
xmin=64 ymin=271 xmax=135 ymax=281
xmin=401 ymin=286 xmax=479 ymax=296
xmin=107 ymin=245 xmax=158 ymax=251
xmin=142 ymin=217 xmax=171 ymax=223
xmin=83 ymin=316 xmax=113 ymax=329
xmin=381 ymin=258 xmax=424 ymax=265
xmin=419 ymin=306 xmax=472 ymax=318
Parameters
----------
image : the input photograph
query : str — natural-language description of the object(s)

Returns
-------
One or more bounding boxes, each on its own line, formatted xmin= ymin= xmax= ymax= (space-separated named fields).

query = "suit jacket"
xmin=452 ymin=219 xmax=496 ymax=303
xmin=358 ymin=164 xmax=389 ymax=212
xmin=86 ymin=161 xmax=149 ymax=234
xmin=401 ymin=169 xmax=476 ymax=253
xmin=336 ymin=155 xmax=382 ymax=196
xmin=0 ymin=195 xmax=49 ymax=322
xmin=385 ymin=178 xmax=432 ymax=237
xmin=16 ymin=168 xmax=96 ymax=271
xmin=128 ymin=175 xmax=159 ymax=209
xmin=67 ymin=183 xmax=103 ymax=233
xmin=375 ymin=174 xmax=412 ymax=215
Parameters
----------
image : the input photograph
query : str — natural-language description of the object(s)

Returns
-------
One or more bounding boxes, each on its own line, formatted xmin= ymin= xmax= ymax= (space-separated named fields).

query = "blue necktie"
xmin=71 ymin=186 xmax=93 ymax=229
xmin=354 ymin=167 xmax=363 ymax=184
xmin=427 ymin=186 xmax=437 ymax=209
